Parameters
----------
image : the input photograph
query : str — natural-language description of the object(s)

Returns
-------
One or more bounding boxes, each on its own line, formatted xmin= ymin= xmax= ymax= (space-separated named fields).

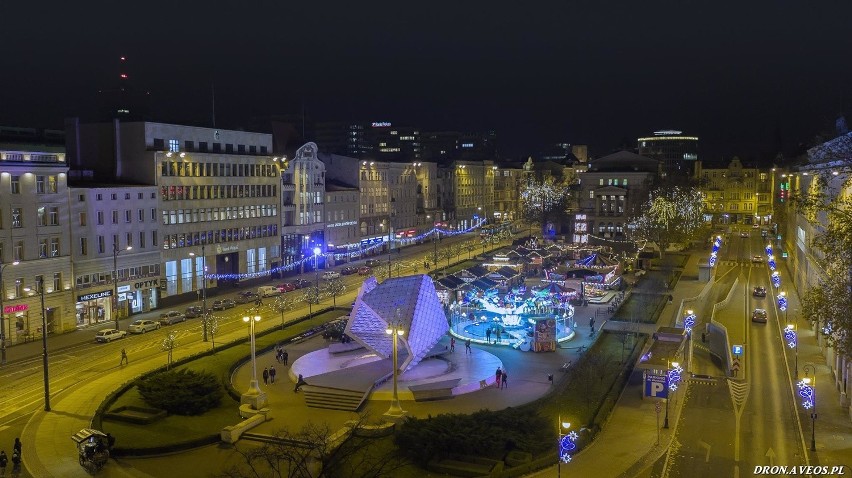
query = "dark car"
xmin=235 ymin=291 xmax=260 ymax=304
xmin=212 ymin=299 xmax=236 ymax=311
xmin=292 ymin=279 xmax=312 ymax=289
xmin=752 ymin=308 xmax=768 ymax=323
xmin=366 ymin=259 xmax=382 ymax=268
xmin=358 ymin=266 xmax=372 ymax=276
xmin=752 ymin=286 xmax=766 ymax=297
xmin=185 ymin=306 xmax=204 ymax=318
xmin=341 ymin=266 xmax=359 ymax=275
xmin=277 ymin=282 xmax=296 ymax=293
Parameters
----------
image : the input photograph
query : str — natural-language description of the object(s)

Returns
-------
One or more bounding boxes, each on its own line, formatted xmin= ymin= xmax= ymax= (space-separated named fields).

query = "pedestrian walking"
xmin=294 ymin=374 xmax=307 ymax=392
xmin=495 ymin=367 xmax=502 ymax=388
xmin=9 ymin=452 xmax=18 ymax=476
xmin=485 ymin=328 xmax=492 ymax=343
xmin=120 ymin=348 xmax=128 ymax=366
xmin=282 ymin=350 xmax=289 ymax=365
xmin=450 ymin=337 xmax=456 ymax=352
xmin=262 ymin=367 xmax=269 ymax=385
xmin=12 ymin=439 xmax=20 ymax=457
xmin=269 ymin=365 xmax=277 ymax=383
xmin=0 ymin=450 xmax=7 ymax=476
xmin=501 ymin=370 xmax=508 ymax=389
xmin=495 ymin=329 xmax=501 ymax=344
xmin=465 ymin=339 xmax=472 ymax=354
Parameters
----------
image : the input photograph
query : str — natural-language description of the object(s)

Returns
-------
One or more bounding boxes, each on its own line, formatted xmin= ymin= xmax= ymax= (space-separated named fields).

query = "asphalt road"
xmin=660 ymin=228 xmax=808 ymax=477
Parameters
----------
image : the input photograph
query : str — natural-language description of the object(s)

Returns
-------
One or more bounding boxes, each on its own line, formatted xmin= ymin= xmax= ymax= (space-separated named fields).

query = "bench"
xmin=408 ymin=379 xmax=461 ymax=401
xmin=221 ymin=406 xmax=270 ymax=444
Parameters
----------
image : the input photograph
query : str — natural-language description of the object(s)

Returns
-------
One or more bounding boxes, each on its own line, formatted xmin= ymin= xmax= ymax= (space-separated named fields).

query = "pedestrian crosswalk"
xmin=718 ymin=261 xmax=765 ymax=267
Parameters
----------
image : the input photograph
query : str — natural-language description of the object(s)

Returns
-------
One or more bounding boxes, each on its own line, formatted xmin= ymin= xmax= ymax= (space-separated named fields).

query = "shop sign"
xmin=3 ymin=304 xmax=29 ymax=314
xmin=216 ymin=244 xmax=239 ymax=253
xmin=134 ymin=279 xmax=159 ymax=290
xmin=77 ymin=290 xmax=113 ymax=302
xmin=117 ymin=285 xmax=131 ymax=293
xmin=327 ymin=220 xmax=357 ymax=228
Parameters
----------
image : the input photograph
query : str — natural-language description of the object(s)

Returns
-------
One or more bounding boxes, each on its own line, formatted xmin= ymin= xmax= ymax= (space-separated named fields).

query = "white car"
xmin=322 ymin=271 xmax=341 ymax=280
xmin=129 ymin=319 xmax=160 ymax=334
xmin=95 ymin=328 xmax=127 ymax=343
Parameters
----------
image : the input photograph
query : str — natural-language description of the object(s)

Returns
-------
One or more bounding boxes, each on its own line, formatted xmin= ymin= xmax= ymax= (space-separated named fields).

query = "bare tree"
xmin=303 ymin=286 xmax=322 ymax=316
xmin=322 ymin=278 xmax=346 ymax=307
xmin=220 ymin=415 xmax=407 ymax=478
xmin=271 ymin=295 xmax=296 ymax=330
xmin=201 ymin=313 xmax=220 ymax=350
xmin=161 ymin=332 xmax=178 ymax=370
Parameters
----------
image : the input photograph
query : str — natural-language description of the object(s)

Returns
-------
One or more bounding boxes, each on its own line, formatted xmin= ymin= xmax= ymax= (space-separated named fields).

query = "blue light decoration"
xmin=683 ymin=311 xmax=696 ymax=333
xmin=771 ymin=271 xmax=782 ymax=288
xmin=708 ymin=236 xmax=722 ymax=267
xmin=784 ymin=325 xmax=797 ymax=349
xmin=777 ymin=294 xmax=788 ymax=312
xmin=667 ymin=363 xmax=684 ymax=391
xmin=559 ymin=426 xmax=579 ymax=464
xmin=765 ymin=244 xmax=773 ymax=256
xmin=797 ymin=378 xmax=815 ymax=409
xmin=206 ymin=219 xmax=487 ymax=282
xmin=767 ymin=254 xmax=777 ymax=271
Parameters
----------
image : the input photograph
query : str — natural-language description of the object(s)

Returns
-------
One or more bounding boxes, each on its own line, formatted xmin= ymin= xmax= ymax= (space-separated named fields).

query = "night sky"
xmin=2 ymin=1 xmax=851 ymax=162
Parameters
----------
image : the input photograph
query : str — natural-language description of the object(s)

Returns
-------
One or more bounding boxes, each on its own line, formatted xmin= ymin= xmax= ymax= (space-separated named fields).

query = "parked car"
xmin=365 ymin=259 xmax=382 ymax=268
xmin=277 ymin=282 xmax=296 ymax=293
xmin=185 ymin=305 xmax=203 ymax=318
xmin=158 ymin=311 xmax=186 ymax=325
xmin=341 ymin=266 xmax=359 ymax=276
xmin=358 ymin=266 xmax=372 ymax=276
xmin=235 ymin=291 xmax=260 ymax=304
xmin=752 ymin=286 xmax=767 ymax=297
xmin=95 ymin=328 xmax=127 ymax=343
xmin=751 ymin=255 xmax=764 ymax=263
xmin=129 ymin=319 xmax=161 ymax=333
xmin=258 ymin=285 xmax=281 ymax=298
xmin=740 ymin=231 xmax=749 ymax=238
xmin=752 ymin=308 xmax=768 ymax=323
xmin=212 ymin=299 xmax=236 ymax=310
xmin=322 ymin=271 xmax=341 ymax=280
xmin=292 ymin=279 xmax=312 ymax=289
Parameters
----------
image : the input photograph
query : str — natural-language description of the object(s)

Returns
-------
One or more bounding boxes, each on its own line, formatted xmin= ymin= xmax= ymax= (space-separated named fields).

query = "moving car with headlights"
xmin=751 ymin=308 xmax=768 ymax=323
xmin=752 ymin=255 xmax=764 ymax=263
xmin=322 ymin=271 xmax=341 ymax=280
xmin=293 ymin=279 xmax=312 ymax=289
xmin=258 ymin=286 xmax=281 ymax=298
xmin=158 ymin=311 xmax=186 ymax=325
xmin=341 ymin=266 xmax=359 ymax=276
xmin=277 ymin=282 xmax=296 ymax=293
xmin=129 ymin=319 xmax=160 ymax=333
xmin=358 ymin=266 xmax=372 ymax=275
xmin=212 ymin=299 xmax=236 ymax=310
xmin=366 ymin=259 xmax=382 ymax=267
xmin=752 ymin=286 xmax=766 ymax=297
xmin=235 ymin=291 xmax=260 ymax=304
xmin=185 ymin=306 xmax=203 ymax=318
xmin=95 ymin=328 xmax=127 ymax=343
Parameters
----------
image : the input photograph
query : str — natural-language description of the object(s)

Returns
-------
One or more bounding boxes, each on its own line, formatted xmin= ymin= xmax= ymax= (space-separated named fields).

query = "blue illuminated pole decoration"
xmin=708 ymin=236 xmax=722 ymax=267
xmin=683 ymin=310 xmax=696 ymax=334
xmin=557 ymin=417 xmax=578 ymax=477
xmin=777 ymin=291 xmax=787 ymax=312
xmin=784 ymin=323 xmax=798 ymax=378
xmin=771 ymin=271 xmax=781 ymax=289
xmin=799 ymin=364 xmax=816 ymax=451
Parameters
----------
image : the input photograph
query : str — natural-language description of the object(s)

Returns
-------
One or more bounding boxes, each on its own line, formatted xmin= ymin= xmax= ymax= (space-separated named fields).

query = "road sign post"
xmin=655 ymin=401 xmax=661 ymax=446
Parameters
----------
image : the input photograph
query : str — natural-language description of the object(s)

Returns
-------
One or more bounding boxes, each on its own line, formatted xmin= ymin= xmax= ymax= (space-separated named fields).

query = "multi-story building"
xmin=439 ymin=160 xmax=496 ymax=231
xmin=573 ymin=151 xmax=659 ymax=244
xmin=66 ymin=120 xmax=282 ymax=305
xmin=783 ymin=130 xmax=851 ymax=417
xmin=493 ymin=164 xmax=523 ymax=222
xmin=280 ymin=142 xmax=326 ymax=272
xmin=68 ymin=183 xmax=160 ymax=326
xmin=638 ymin=130 xmax=699 ymax=178
xmin=695 ymin=157 xmax=773 ymax=226
xmin=0 ymin=144 xmax=75 ymax=342
xmin=324 ymin=179 xmax=360 ymax=263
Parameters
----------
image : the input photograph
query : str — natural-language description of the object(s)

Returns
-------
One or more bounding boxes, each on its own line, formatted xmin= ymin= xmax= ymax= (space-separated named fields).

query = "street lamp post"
xmin=785 ymin=322 xmax=798 ymax=379
xmin=190 ymin=244 xmax=209 ymax=342
xmin=112 ymin=244 xmax=132 ymax=330
xmin=0 ymin=260 xmax=19 ymax=365
xmin=557 ymin=417 xmax=576 ymax=476
xmin=663 ymin=360 xmax=680 ymax=429
xmin=800 ymin=364 xmax=817 ymax=452
xmin=25 ymin=278 xmax=50 ymax=411
xmin=384 ymin=308 xmax=405 ymax=418
xmin=240 ymin=315 xmax=267 ymax=410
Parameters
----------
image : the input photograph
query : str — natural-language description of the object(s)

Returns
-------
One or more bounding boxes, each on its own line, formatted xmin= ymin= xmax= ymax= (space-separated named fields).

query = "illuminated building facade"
xmin=695 ymin=157 xmax=773 ymax=226
xmin=638 ymin=130 xmax=699 ymax=177
xmin=280 ymin=142 xmax=325 ymax=272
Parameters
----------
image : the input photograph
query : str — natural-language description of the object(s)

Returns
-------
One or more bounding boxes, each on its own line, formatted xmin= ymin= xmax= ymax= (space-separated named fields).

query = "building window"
xmin=50 ymin=237 xmax=59 ymax=257
xmin=80 ymin=237 xmax=88 ymax=255
xmin=48 ymin=175 xmax=57 ymax=193
xmin=10 ymin=176 xmax=20 ymax=194
xmin=151 ymin=208 xmax=157 ymax=221
xmin=97 ymin=236 xmax=105 ymax=254
xmin=39 ymin=238 xmax=48 ymax=258
xmin=14 ymin=241 xmax=23 ymax=261
xmin=97 ymin=211 xmax=104 ymax=225
xmin=152 ymin=231 xmax=158 ymax=247
xmin=125 ymin=210 xmax=132 ymax=223
xmin=12 ymin=208 xmax=22 ymax=228
xmin=111 ymin=193 xmax=117 ymax=200
xmin=126 ymin=233 xmax=133 ymax=247
xmin=112 ymin=210 xmax=118 ymax=224
xmin=34 ymin=275 xmax=43 ymax=293
xmin=139 ymin=231 xmax=146 ymax=249
xmin=96 ymin=193 xmax=103 ymax=200
xmin=79 ymin=212 xmax=87 ymax=226
xmin=138 ymin=209 xmax=144 ymax=221
xmin=14 ymin=278 xmax=23 ymax=298
xmin=36 ymin=176 xmax=45 ymax=193
xmin=53 ymin=272 xmax=61 ymax=292
xmin=49 ymin=206 xmax=59 ymax=225
xmin=37 ymin=206 xmax=46 ymax=226
xmin=168 ymin=139 xmax=180 ymax=152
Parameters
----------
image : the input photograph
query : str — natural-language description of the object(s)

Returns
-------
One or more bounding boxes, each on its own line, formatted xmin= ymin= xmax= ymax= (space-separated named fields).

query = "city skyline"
xmin=2 ymin=2 xmax=851 ymax=161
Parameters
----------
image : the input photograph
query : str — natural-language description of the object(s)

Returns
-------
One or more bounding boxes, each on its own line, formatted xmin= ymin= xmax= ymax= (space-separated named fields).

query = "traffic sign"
xmin=646 ymin=373 xmax=668 ymax=399
xmin=732 ymin=344 xmax=743 ymax=356
xmin=731 ymin=358 xmax=741 ymax=372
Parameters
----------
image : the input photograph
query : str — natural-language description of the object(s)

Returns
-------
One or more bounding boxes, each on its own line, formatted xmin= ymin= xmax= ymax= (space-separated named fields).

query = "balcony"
xmin=282 ymin=183 xmax=296 ymax=191
xmin=281 ymin=204 xmax=296 ymax=211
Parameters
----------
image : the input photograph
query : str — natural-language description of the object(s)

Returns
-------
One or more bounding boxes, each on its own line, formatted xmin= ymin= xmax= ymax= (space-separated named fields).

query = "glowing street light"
xmin=557 ymin=417 xmax=578 ymax=477
xmin=384 ymin=310 xmax=406 ymax=418
xmin=799 ymin=364 xmax=817 ymax=452
xmin=0 ymin=260 xmax=20 ymax=365
xmin=240 ymin=315 xmax=267 ymax=410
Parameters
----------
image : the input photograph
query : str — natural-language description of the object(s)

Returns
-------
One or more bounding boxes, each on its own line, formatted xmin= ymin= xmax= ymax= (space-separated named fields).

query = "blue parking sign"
xmin=732 ymin=344 xmax=743 ymax=356
xmin=646 ymin=374 xmax=668 ymax=399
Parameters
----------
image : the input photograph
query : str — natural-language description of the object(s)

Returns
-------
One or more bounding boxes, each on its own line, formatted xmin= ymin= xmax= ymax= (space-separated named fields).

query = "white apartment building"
xmin=280 ymin=142 xmax=326 ymax=272
xmin=0 ymin=146 xmax=74 ymax=343
xmin=68 ymin=184 xmax=160 ymax=326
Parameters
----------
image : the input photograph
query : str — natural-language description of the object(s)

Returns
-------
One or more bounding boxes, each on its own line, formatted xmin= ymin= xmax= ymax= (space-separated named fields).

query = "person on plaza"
xmin=269 ymin=365 xmax=277 ymax=384
xmin=450 ymin=337 xmax=456 ymax=352
xmin=9 ymin=452 xmax=19 ymax=475
xmin=465 ymin=339 xmax=472 ymax=354
xmin=495 ymin=367 xmax=502 ymax=388
xmin=294 ymin=374 xmax=308 ymax=392
xmin=282 ymin=350 xmax=289 ymax=365
xmin=485 ymin=328 xmax=492 ymax=343
xmin=495 ymin=329 xmax=501 ymax=344
xmin=0 ymin=450 xmax=7 ymax=476
xmin=501 ymin=370 xmax=508 ymax=389
xmin=120 ymin=348 xmax=128 ymax=366
xmin=262 ymin=367 xmax=269 ymax=385
xmin=12 ymin=439 xmax=20 ymax=457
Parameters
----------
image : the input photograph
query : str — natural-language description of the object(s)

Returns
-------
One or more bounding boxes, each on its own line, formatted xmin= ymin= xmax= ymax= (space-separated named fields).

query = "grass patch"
xmin=612 ymin=292 xmax=667 ymax=324
xmin=97 ymin=309 xmax=347 ymax=453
